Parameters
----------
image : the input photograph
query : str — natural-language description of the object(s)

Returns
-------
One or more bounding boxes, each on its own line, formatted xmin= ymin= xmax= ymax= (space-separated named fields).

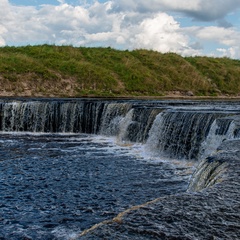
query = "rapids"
xmin=0 ymin=98 xmax=240 ymax=239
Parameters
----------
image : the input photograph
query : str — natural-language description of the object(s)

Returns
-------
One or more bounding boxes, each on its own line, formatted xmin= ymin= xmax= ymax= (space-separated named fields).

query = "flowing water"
xmin=0 ymin=98 xmax=240 ymax=239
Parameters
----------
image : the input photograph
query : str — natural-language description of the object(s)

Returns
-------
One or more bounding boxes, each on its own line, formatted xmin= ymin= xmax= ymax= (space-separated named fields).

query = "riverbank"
xmin=1 ymin=45 xmax=240 ymax=98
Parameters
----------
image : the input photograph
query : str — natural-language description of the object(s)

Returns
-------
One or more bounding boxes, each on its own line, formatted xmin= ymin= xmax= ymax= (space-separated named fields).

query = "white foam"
xmin=52 ymin=226 xmax=80 ymax=240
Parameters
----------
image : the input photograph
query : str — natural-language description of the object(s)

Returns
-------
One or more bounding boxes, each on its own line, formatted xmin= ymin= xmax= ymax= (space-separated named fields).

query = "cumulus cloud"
xmin=190 ymin=26 xmax=240 ymax=46
xmin=0 ymin=1 xmax=50 ymax=44
xmin=217 ymin=47 xmax=240 ymax=59
xmin=0 ymin=0 xmax=240 ymax=58
xmin=184 ymin=25 xmax=240 ymax=58
xmin=129 ymin=13 xmax=200 ymax=56
xmin=0 ymin=1 xmax=198 ymax=54
xmin=0 ymin=25 xmax=7 ymax=46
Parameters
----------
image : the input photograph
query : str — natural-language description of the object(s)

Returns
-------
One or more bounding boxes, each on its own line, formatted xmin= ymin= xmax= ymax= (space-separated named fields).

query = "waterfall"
xmin=120 ymin=107 xmax=163 ymax=143
xmin=99 ymin=102 xmax=132 ymax=136
xmin=145 ymin=110 xmax=237 ymax=160
xmin=188 ymin=154 xmax=229 ymax=192
xmin=0 ymin=100 xmax=105 ymax=133
xmin=116 ymin=108 xmax=134 ymax=143
xmin=110 ymin=107 xmax=163 ymax=143
xmin=0 ymin=99 xmax=239 ymax=161
xmin=199 ymin=117 xmax=237 ymax=159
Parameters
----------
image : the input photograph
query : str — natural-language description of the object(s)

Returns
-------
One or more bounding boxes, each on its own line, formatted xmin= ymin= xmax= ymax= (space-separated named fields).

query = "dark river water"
xmin=0 ymin=133 xmax=191 ymax=240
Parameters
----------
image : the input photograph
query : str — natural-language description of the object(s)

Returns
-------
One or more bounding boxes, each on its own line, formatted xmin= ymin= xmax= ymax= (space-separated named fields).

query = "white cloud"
xmin=194 ymin=26 xmax=240 ymax=44
xmin=130 ymin=13 xmax=199 ymax=55
xmin=0 ymin=0 xmax=240 ymax=58
xmin=217 ymin=47 xmax=240 ymax=59
xmin=183 ymin=25 xmax=240 ymax=58
xmin=187 ymin=26 xmax=240 ymax=49
xmin=0 ymin=25 xmax=7 ymax=46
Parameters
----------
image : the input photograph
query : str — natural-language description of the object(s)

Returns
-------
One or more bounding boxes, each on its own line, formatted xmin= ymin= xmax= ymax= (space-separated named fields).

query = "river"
xmin=0 ymin=98 xmax=239 ymax=239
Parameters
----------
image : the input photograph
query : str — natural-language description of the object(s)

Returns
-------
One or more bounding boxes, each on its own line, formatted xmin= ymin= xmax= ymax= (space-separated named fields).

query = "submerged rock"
xmin=78 ymin=139 xmax=240 ymax=239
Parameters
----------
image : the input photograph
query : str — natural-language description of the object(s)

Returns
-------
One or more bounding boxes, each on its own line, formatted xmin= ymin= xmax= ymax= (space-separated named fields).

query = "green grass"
xmin=0 ymin=45 xmax=239 ymax=97
xmin=185 ymin=56 xmax=240 ymax=95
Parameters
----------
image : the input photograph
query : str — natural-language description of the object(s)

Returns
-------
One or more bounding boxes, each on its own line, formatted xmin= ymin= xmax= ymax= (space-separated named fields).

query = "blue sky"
xmin=1 ymin=0 xmax=240 ymax=58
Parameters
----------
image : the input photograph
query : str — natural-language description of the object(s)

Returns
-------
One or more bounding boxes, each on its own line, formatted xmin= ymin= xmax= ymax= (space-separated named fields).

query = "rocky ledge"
xmin=76 ymin=139 xmax=240 ymax=239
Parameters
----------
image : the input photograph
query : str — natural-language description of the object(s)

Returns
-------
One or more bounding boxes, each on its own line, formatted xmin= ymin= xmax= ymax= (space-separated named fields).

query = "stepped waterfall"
xmin=0 ymin=99 xmax=239 ymax=159
xmin=0 ymin=98 xmax=240 ymax=239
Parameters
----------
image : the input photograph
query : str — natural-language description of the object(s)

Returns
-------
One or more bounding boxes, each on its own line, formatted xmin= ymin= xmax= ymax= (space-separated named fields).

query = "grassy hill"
xmin=0 ymin=45 xmax=240 ymax=98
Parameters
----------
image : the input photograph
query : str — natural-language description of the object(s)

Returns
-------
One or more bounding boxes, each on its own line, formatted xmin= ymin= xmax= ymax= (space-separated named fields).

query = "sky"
xmin=1 ymin=0 xmax=240 ymax=58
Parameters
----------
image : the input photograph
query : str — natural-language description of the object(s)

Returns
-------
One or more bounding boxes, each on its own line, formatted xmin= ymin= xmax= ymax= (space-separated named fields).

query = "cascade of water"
xmin=103 ymin=106 xmax=163 ymax=144
xmin=199 ymin=117 xmax=238 ymax=159
xmin=121 ymin=107 xmax=163 ymax=143
xmin=1 ymin=101 xmax=43 ymax=131
xmin=1 ymin=99 xmax=239 ymax=162
xmin=145 ymin=112 xmax=165 ymax=156
xmin=76 ymin=101 xmax=105 ymax=134
xmin=146 ymin=110 xmax=225 ymax=160
xmin=116 ymin=109 xmax=134 ymax=143
xmin=0 ymin=100 xmax=106 ymax=133
xmin=99 ymin=103 xmax=132 ymax=136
